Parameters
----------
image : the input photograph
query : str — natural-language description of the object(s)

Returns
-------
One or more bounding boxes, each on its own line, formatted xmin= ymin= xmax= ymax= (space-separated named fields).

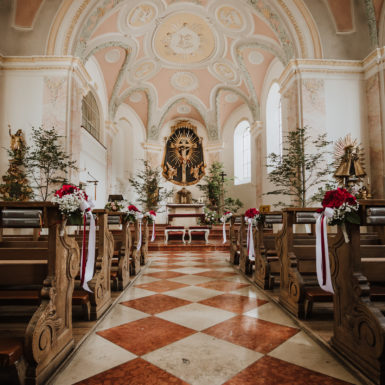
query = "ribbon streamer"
xmin=136 ymin=213 xmax=144 ymax=251
xmin=151 ymin=221 xmax=155 ymax=242
xmin=79 ymin=200 xmax=96 ymax=293
xmin=246 ymin=218 xmax=255 ymax=261
xmin=222 ymin=221 xmax=227 ymax=244
xmin=315 ymin=208 xmax=334 ymax=293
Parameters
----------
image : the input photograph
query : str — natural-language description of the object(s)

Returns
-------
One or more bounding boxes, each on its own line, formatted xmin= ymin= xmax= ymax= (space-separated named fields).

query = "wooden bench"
xmin=164 ymin=226 xmax=186 ymax=244
xmin=229 ymin=215 xmax=241 ymax=265
xmin=254 ymin=212 xmax=282 ymax=290
xmin=187 ymin=226 xmax=210 ymax=243
xmin=0 ymin=202 xmax=80 ymax=385
xmin=70 ymin=209 xmax=113 ymax=320
xmin=328 ymin=199 xmax=385 ymax=385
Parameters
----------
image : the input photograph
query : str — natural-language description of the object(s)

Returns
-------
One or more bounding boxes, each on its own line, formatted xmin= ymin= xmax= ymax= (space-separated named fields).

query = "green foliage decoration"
xmin=26 ymin=127 xmax=77 ymax=201
xmin=129 ymin=159 xmax=172 ymax=212
xmin=266 ymin=126 xmax=334 ymax=208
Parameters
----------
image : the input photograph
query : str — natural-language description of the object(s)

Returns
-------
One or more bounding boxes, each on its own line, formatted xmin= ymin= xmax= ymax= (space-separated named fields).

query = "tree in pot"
xmin=266 ymin=126 xmax=334 ymax=207
xmin=25 ymin=127 xmax=77 ymax=201
xmin=198 ymin=161 xmax=243 ymax=215
xmin=129 ymin=159 xmax=172 ymax=211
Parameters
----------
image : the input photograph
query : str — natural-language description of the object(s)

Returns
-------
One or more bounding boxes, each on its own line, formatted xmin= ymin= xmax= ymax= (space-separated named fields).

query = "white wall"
xmin=222 ymin=104 xmax=256 ymax=211
xmin=0 ymin=71 xmax=44 ymax=175
xmin=79 ymin=129 xmax=107 ymax=208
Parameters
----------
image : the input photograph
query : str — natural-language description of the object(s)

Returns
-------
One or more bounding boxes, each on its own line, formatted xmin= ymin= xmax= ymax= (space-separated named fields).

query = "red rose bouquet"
xmin=319 ymin=188 xmax=360 ymax=226
xmin=52 ymin=184 xmax=88 ymax=219
xmin=244 ymin=208 xmax=262 ymax=225
xmin=125 ymin=204 xmax=142 ymax=223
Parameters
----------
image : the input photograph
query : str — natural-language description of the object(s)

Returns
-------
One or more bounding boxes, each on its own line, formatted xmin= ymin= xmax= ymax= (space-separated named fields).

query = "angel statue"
xmin=334 ymin=134 xmax=366 ymax=187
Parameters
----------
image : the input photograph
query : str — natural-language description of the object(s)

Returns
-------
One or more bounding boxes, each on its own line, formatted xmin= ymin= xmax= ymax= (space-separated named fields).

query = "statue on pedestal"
xmin=176 ymin=187 xmax=192 ymax=204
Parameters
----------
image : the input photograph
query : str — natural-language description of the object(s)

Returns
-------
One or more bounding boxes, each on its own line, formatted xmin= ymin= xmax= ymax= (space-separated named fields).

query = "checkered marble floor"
xmin=53 ymin=251 xmax=360 ymax=385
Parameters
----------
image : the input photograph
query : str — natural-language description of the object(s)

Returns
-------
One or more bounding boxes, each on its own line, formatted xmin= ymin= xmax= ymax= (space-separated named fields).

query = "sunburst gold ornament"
xmin=333 ymin=134 xmax=366 ymax=186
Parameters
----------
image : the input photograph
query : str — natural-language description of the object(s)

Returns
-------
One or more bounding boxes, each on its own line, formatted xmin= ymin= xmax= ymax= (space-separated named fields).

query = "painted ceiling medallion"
xmin=248 ymin=50 xmax=264 ymax=65
xmin=171 ymin=71 xmax=198 ymax=91
xmin=104 ymin=48 xmax=121 ymax=63
xmin=212 ymin=61 xmax=237 ymax=83
xmin=127 ymin=4 xmax=156 ymax=27
xmin=153 ymin=13 xmax=215 ymax=64
xmin=129 ymin=92 xmax=143 ymax=103
xmin=216 ymin=6 xmax=243 ymax=30
xmin=224 ymin=93 xmax=239 ymax=103
xmin=132 ymin=60 xmax=156 ymax=80
xmin=177 ymin=104 xmax=192 ymax=114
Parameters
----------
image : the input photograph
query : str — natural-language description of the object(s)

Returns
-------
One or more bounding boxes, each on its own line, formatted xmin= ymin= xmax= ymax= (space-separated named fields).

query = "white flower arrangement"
xmin=203 ymin=208 xmax=218 ymax=225
xmin=144 ymin=210 xmax=157 ymax=224
xmin=104 ymin=200 xmax=128 ymax=212
xmin=52 ymin=184 xmax=88 ymax=218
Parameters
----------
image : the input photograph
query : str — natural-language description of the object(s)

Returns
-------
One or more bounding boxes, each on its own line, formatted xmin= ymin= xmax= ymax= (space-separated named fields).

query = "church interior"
xmin=1 ymin=0 xmax=385 ymax=384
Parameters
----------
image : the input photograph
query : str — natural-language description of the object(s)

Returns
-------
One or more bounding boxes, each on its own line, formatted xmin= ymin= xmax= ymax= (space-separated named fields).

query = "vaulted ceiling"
xmin=1 ymin=0 xmax=382 ymax=141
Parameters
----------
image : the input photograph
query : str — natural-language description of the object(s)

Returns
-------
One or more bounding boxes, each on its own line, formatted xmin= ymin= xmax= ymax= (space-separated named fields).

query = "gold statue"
xmin=334 ymin=134 xmax=366 ymax=186
xmin=176 ymin=187 xmax=192 ymax=204
xmin=9 ymin=127 xmax=25 ymax=153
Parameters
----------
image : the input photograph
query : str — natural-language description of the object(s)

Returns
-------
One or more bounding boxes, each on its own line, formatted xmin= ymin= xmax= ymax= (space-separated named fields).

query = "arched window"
xmin=234 ymin=120 xmax=251 ymax=185
xmin=82 ymin=92 xmax=100 ymax=140
xmin=266 ymin=83 xmax=282 ymax=171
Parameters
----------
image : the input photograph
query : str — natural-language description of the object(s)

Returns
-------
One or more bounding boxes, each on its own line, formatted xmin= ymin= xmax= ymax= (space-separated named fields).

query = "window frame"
xmin=234 ymin=119 xmax=251 ymax=185
xmin=81 ymin=92 xmax=100 ymax=141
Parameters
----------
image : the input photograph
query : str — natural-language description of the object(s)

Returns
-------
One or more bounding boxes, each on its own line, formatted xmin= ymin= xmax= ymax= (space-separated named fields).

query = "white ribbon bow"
xmin=222 ymin=221 xmax=227 ymax=244
xmin=246 ymin=217 xmax=255 ymax=261
xmin=314 ymin=208 xmax=334 ymax=294
xmin=79 ymin=199 xmax=96 ymax=292
xmin=151 ymin=221 xmax=155 ymax=242
xmin=136 ymin=212 xmax=144 ymax=251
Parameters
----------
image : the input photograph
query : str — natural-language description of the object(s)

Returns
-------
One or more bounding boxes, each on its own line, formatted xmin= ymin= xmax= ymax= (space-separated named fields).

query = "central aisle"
xmin=54 ymin=251 xmax=359 ymax=385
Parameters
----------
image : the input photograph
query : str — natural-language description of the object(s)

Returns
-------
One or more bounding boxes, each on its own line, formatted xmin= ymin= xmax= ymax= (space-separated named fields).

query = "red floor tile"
xmin=74 ymin=358 xmax=189 ymax=385
xmin=199 ymin=293 xmax=268 ymax=313
xmin=135 ymin=279 xmax=189 ymax=293
xmin=145 ymin=271 xmax=186 ymax=279
xmin=203 ymin=315 xmax=299 ymax=354
xmin=223 ymin=356 xmax=353 ymax=385
xmin=194 ymin=271 xmax=238 ymax=278
xmin=120 ymin=294 xmax=191 ymax=314
xmin=97 ymin=316 xmax=196 ymax=355
xmin=196 ymin=279 xmax=250 ymax=292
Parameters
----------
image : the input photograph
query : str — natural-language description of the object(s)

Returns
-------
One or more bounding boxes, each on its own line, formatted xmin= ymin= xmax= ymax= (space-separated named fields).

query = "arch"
xmin=233 ymin=119 xmax=251 ymax=185
xmin=156 ymin=96 xmax=209 ymax=140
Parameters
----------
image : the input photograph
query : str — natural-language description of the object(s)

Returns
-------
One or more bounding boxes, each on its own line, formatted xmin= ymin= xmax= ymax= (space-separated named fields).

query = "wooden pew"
xmin=239 ymin=216 xmax=254 ymax=275
xmin=254 ymin=212 xmax=282 ymax=290
xmin=276 ymin=208 xmax=324 ymax=319
xmin=70 ymin=209 xmax=113 ymax=320
xmin=140 ymin=218 xmax=149 ymax=266
xmin=130 ymin=220 xmax=142 ymax=275
xmin=329 ymin=200 xmax=385 ymax=385
xmin=0 ymin=202 xmax=80 ymax=385
xmin=229 ymin=215 xmax=241 ymax=265
xmin=107 ymin=213 xmax=131 ymax=291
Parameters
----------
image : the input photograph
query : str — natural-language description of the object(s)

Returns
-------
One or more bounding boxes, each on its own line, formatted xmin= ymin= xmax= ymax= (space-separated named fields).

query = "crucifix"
xmin=86 ymin=172 xmax=99 ymax=200
xmin=219 ymin=171 xmax=227 ymax=212
xmin=220 ymin=171 xmax=227 ymax=182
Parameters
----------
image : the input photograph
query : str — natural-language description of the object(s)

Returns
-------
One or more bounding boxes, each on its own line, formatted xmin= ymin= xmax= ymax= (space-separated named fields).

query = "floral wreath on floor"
xmin=201 ymin=207 xmax=218 ymax=225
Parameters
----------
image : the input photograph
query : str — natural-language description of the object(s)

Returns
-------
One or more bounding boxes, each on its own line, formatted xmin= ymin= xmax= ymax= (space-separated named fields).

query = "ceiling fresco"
xmin=70 ymin=0 xmax=298 ymax=141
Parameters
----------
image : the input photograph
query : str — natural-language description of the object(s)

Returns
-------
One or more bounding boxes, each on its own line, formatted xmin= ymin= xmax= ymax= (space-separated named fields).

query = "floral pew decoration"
xmin=104 ymin=199 xmax=128 ymax=212
xmin=315 ymin=187 xmax=360 ymax=293
xmin=144 ymin=210 xmax=157 ymax=242
xmin=244 ymin=208 xmax=263 ymax=261
xmin=125 ymin=204 xmax=144 ymax=250
xmin=202 ymin=208 xmax=218 ymax=225
xmin=220 ymin=211 xmax=233 ymax=243
xmin=52 ymin=184 xmax=95 ymax=292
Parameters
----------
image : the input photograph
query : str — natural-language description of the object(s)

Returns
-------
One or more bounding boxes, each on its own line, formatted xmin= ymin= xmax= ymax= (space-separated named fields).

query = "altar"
xmin=166 ymin=203 xmax=205 ymax=227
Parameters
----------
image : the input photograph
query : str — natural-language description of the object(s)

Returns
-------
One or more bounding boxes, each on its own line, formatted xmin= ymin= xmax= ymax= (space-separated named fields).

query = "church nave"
xmin=52 ymin=251 xmax=359 ymax=385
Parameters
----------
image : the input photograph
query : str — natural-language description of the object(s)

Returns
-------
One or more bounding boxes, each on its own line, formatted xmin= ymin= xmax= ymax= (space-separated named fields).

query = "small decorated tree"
xmin=197 ymin=161 xmax=243 ymax=215
xmin=266 ymin=126 xmax=334 ymax=207
xmin=0 ymin=128 xmax=33 ymax=201
xmin=26 ymin=127 xmax=77 ymax=201
xmin=129 ymin=160 xmax=172 ymax=212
